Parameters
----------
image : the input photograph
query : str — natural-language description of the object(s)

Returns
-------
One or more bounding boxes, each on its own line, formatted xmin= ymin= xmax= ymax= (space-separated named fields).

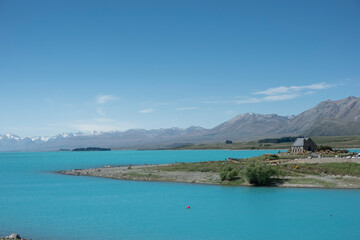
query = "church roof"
xmin=292 ymin=138 xmax=310 ymax=147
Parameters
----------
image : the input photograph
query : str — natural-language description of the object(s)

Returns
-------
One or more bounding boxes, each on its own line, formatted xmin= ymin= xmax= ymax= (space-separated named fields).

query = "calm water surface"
xmin=1 ymin=150 xmax=360 ymax=240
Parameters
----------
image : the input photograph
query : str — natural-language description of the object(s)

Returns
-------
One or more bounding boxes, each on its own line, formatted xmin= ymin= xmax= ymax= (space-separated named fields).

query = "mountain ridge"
xmin=1 ymin=96 xmax=360 ymax=151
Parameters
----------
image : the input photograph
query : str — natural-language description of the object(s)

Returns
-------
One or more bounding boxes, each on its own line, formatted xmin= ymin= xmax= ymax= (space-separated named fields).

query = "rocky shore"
xmin=0 ymin=233 xmax=26 ymax=240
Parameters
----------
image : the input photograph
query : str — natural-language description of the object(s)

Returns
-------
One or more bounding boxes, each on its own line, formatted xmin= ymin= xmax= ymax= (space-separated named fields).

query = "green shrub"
xmin=264 ymin=154 xmax=279 ymax=160
xmin=220 ymin=171 xmax=227 ymax=181
xmin=220 ymin=165 xmax=239 ymax=181
xmin=226 ymin=169 xmax=239 ymax=180
xmin=222 ymin=165 xmax=233 ymax=172
xmin=244 ymin=162 xmax=278 ymax=186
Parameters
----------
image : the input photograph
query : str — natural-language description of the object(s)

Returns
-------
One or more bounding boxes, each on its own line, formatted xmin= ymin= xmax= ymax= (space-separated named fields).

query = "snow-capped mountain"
xmin=0 ymin=127 xmax=208 ymax=151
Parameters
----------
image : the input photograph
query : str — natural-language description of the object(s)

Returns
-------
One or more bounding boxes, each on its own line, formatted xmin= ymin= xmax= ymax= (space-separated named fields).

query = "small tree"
xmin=244 ymin=162 xmax=278 ymax=186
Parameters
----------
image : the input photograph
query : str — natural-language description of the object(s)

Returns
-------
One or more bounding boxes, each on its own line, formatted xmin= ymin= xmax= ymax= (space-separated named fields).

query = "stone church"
xmin=291 ymin=138 xmax=317 ymax=153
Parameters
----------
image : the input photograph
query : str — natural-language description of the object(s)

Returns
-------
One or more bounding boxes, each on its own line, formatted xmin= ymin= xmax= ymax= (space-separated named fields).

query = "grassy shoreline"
xmin=57 ymin=154 xmax=360 ymax=189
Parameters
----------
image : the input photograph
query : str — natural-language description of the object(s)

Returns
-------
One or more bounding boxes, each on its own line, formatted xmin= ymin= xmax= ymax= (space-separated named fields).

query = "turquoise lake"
xmin=1 ymin=150 xmax=360 ymax=240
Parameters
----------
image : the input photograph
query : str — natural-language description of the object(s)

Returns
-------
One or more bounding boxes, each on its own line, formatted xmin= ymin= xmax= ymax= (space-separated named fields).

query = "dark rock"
xmin=6 ymin=233 xmax=22 ymax=239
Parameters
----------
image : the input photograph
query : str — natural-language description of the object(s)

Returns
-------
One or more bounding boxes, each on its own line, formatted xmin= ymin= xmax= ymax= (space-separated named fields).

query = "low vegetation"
xmin=279 ymin=162 xmax=360 ymax=177
xmin=156 ymin=159 xmax=281 ymax=186
xmin=258 ymin=136 xmax=301 ymax=144
xmin=219 ymin=165 xmax=239 ymax=181
xmin=244 ymin=162 xmax=279 ymax=186
xmin=312 ymin=135 xmax=360 ymax=149
xmin=156 ymin=157 xmax=282 ymax=186
xmin=285 ymin=177 xmax=337 ymax=188
xmin=153 ymin=152 xmax=360 ymax=187
xmin=317 ymin=145 xmax=333 ymax=151
xmin=155 ymin=161 xmax=240 ymax=173
xmin=168 ymin=135 xmax=360 ymax=150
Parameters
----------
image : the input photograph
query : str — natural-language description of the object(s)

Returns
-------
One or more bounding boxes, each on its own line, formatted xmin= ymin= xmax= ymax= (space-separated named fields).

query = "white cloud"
xmin=262 ymin=94 xmax=299 ymax=101
xmin=304 ymin=91 xmax=316 ymax=95
xmin=254 ymin=82 xmax=333 ymax=96
xmin=234 ymin=98 xmax=262 ymax=104
xmin=235 ymin=82 xmax=334 ymax=104
xmin=139 ymin=108 xmax=154 ymax=113
xmin=175 ymin=107 xmax=198 ymax=111
xmin=96 ymin=95 xmax=118 ymax=104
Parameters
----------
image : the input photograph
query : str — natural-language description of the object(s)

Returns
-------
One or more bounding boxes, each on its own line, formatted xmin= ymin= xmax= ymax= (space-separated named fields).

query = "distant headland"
xmin=72 ymin=147 xmax=111 ymax=151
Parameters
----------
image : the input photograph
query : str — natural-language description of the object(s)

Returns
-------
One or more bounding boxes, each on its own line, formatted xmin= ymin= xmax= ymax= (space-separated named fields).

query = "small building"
xmin=291 ymin=138 xmax=317 ymax=153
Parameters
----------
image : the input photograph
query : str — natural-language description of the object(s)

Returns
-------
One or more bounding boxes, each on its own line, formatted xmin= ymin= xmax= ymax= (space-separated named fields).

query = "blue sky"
xmin=1 ymin=0 xmax=360 ymax=136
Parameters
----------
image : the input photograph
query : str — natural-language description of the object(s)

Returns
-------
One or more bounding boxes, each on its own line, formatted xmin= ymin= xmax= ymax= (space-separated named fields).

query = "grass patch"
xmin=155 ymin=161 xmax=244 ymax=173
xmin=338 ymin=177 xmax=360 ymax=185
xmin=286 ymin=177 xmax=337 ymax=188
xmin=279 ymin=162 xmax=360 ymax=177
xmin=312 ymin=135 xmax=360 ymax=149
xmin=150 ymin=156 xmax=360 ymax=187
xmin=155 ymin=158 xmax=360 ymax=178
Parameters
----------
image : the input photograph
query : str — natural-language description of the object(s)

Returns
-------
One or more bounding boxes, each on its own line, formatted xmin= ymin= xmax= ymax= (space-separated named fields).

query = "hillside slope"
xmin=278 ymin=96 xmax=360 ymax=135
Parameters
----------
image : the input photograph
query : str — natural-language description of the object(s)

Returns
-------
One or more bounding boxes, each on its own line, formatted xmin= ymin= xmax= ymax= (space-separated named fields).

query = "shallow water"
xmin=1 ymin=150 xmax=360 ymax=240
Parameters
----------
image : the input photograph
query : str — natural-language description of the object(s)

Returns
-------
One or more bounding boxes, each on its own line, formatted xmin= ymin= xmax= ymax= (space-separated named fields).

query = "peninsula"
xmin=58 ymin=152 xmax=360 ymax=189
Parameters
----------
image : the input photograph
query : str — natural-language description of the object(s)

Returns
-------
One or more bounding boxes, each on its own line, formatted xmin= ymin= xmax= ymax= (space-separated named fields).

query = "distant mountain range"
xmin=1 ymin=96 xmax=360 ymax=151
